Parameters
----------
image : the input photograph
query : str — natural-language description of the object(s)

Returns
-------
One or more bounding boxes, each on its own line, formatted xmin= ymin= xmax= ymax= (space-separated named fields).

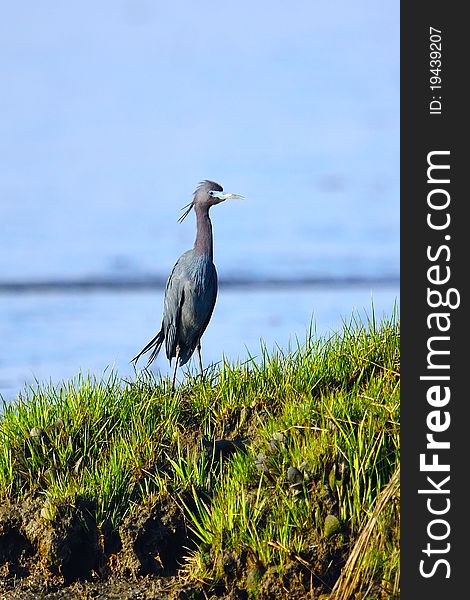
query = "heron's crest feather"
xmin=177 ymin=180 xmax=223 ymax=223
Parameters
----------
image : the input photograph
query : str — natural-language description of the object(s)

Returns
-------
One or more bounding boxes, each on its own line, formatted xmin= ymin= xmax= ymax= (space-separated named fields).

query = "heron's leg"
xmin=172 ymin=347 xmax=180 ymax=391
xmin=196 ymin=340 xmax=204 ymax=376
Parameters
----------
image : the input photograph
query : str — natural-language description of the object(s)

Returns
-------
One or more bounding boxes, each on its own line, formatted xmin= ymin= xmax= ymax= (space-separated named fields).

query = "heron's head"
xmin=178 ymin=180 xmax=243 ymax=222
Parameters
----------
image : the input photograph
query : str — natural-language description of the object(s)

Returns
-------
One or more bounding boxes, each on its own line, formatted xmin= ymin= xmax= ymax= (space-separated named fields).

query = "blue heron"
xmin=132 ymin=180 xmax=243 ymax=388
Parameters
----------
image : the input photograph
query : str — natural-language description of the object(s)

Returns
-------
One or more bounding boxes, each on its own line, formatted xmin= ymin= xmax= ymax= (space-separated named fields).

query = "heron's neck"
xmin=194 ymin=204 xmax=213 ymax=259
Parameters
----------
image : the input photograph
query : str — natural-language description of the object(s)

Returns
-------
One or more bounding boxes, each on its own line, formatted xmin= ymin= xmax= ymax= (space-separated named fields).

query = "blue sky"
xmin=0 ymin=1 xmax=399 ymax=281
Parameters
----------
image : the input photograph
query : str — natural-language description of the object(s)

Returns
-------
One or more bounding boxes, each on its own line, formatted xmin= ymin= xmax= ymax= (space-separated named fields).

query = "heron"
xmin=132 ymin=180 xmax=243 ymax=389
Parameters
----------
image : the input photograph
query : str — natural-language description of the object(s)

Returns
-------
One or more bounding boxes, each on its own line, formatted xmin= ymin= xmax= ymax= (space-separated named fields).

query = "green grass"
xmin=0 ymin=309 xmax=400 ymax=597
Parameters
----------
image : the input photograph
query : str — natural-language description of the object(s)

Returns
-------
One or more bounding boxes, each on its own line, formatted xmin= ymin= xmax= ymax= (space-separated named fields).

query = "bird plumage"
xmin=132 ymin=180 xmax=242 ymax=387
xmin=163 ymin=250 xmax=218 ymax=365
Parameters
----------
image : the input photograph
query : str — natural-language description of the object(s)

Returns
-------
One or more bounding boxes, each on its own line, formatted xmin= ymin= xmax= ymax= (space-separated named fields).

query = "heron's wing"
xmin=162 ymin=253 xmax=218 ymax=364
xmin=164 ymin=291 xmax=184 ymax=360
xmin=162 ymin=259 xmax=187 ymax=360
xmin=195 ymin=264 xmax=218 ymax=341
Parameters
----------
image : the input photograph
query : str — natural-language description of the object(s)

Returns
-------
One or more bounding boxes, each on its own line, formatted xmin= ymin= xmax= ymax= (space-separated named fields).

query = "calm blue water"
xmin=0 ymin=285 xmax=399 ymax=402
xmin=0 ymin=1 xmax=399 ymax=402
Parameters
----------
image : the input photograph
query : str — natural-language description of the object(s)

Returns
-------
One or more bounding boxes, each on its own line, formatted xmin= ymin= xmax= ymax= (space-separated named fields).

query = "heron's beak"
xmin=213 ymin=192 xmax=244 ymax=202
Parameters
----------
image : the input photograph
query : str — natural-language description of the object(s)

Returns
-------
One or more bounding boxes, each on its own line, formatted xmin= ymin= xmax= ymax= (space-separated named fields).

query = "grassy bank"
xmin=0 ymin=311 xmax=400 ymax=599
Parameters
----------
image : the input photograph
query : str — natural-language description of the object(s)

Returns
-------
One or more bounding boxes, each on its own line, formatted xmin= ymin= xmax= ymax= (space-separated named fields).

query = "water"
xmin=0 ymin=284 xmax=398 ymax=401
xmin=0 ymin=1 xmax=399 ymax=402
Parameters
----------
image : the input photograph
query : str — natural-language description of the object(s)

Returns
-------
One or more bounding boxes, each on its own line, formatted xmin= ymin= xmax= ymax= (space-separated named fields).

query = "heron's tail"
xmin=132 ymin=329 xmax=164 ymax=368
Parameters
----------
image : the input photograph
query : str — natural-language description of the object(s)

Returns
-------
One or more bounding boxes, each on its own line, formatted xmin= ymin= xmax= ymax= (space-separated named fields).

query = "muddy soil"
xmin=0 ymin=494 xmax=196 ymax=600
xmin=0 ymin=490 xmax=344 ymax=600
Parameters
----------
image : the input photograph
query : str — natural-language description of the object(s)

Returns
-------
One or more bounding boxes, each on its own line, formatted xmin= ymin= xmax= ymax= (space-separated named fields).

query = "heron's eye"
xmin=208 ymin=191 xmax=214 ymax=196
